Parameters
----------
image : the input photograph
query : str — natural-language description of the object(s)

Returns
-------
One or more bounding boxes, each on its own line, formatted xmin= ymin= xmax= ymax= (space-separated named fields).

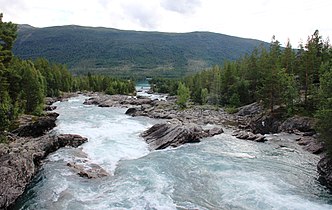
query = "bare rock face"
xmin=232 ymin=130 xmax=266 ymax=142
xmin=141 ymin=122 xmax=223 ymax=150
xmin=0 ymin=134 xmax=87 ymax=209
xmin=67 ymin=162 xmax=109 ymax=179
xmin=296 ymin=136 xmax=324 ymax=154
xmin=317 ymin=155 xmax=332 ymax=190
xmin=12 ymin=112 xmax=59 ymax=138
xmin=83 ymin=94 xmax=152 ymax=108
xmin=141 ymin=123 xmax=202 ymax=150
xmin=279 ymin=116 xmax=316 ymax=133
xmin=236 ymin=102 xmax=263 ymax=117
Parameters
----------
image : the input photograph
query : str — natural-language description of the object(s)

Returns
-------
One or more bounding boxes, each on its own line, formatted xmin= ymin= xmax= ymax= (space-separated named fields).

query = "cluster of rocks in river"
xmin=2 ymin=92 xmax=332 ymax=209
xmin=141 ymin=120 xmax=224 ymax=150
xmin=0 ymin=111 xmax=90 ymax=209
xmin=86 ymin=92 xmax=331 ymax=189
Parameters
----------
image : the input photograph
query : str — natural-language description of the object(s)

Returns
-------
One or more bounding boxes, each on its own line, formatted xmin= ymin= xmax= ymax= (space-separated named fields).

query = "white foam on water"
xmin=14 ymin=95 xmax=332 ymax=210
xmin=53 ymin=96 xmax=153 ymax=174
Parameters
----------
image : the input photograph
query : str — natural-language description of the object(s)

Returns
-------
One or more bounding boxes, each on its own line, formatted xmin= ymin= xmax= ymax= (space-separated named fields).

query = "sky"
xmin=1 ymin=0 xmax=331 ymax=47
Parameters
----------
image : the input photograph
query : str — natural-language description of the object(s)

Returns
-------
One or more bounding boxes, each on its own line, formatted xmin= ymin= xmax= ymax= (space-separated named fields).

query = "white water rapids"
xmin=13 ymin=95 xmax=332 ymax=210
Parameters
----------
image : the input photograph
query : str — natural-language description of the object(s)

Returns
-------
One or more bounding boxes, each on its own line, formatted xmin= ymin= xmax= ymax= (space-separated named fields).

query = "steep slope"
xmin=13 ymin=25 xmax=268 ymax=78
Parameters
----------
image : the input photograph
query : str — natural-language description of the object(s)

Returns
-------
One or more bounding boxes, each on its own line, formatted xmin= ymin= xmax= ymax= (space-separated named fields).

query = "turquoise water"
xmin=13 ymin=96 xmax=332 ymax=209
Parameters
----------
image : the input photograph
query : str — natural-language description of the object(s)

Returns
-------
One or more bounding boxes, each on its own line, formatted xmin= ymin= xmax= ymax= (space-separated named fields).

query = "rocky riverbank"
xmin=83 ymin=92 xmax=331 ymax=189
xmin=0 ymin=107 xmax=88 ymax=209
xmin=83 ymin=93 xmax=323 ymax=152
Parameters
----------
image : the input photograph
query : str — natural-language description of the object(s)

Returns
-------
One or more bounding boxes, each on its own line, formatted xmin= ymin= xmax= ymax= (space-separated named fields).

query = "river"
xmin=13 ymin=95 xmax=332 ymax=210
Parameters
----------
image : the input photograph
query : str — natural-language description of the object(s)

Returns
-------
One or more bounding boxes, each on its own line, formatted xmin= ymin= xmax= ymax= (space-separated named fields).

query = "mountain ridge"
xmin=13 ymin=24 xmax=269 ymax=78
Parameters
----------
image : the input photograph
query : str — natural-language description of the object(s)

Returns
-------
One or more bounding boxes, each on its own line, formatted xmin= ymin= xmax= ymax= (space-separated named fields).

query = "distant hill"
xmin=13 ymin=25 xmax=268 ymax=78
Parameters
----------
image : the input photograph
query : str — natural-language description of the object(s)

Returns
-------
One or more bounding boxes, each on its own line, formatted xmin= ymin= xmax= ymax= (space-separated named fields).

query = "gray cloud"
xmin=124 ymin=3 xmax=160 ymax=29
xmin=161 ymin=0 xmax=201 ymax=14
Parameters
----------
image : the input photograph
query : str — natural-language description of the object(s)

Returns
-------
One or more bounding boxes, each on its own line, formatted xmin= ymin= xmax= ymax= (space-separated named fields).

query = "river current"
xmin=13 ymin=95 xmax=332 ymax=210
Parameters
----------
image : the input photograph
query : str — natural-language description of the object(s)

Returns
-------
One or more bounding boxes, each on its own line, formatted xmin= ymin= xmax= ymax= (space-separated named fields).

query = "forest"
xmin=1 ymin=12 xmax=332 ymax=153
xmin=13 ymin=24 xmax=268 ymax=79
xmin=151 ymin=32 xmax=332 ymax=152
xmin=0 ymin=14 xmax=135 ymax=132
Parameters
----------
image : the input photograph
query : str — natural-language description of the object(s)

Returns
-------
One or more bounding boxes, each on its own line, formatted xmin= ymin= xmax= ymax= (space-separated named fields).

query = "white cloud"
xmin=0 ymin=0 xmax=331 ymax=46
xmin=161 ymin=0 xmax=201 ymax=14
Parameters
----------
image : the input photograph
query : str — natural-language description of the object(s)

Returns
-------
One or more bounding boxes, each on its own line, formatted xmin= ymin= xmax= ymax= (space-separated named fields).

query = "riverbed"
xmin=13 ymin=96 xmax=332 ymax=209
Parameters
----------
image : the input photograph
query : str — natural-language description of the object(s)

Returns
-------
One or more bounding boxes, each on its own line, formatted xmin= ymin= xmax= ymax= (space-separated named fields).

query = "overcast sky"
xmin=1 ymin=0 xmax=331 ymax=47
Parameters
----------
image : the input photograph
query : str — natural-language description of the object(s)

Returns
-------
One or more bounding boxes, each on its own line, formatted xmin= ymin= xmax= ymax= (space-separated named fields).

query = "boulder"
xmin=296 ymin=136 xmax=324 ymax=154
xmin=125 ymin=107 xmax=138 ymax=116
xmin=279 ymin=116 xmax=315 ymax=133
xmin=317 ymin=155 xmax=332 ymax=190
xmin=232 ymin=130 xmax=266 ymax=142
xmin=0 ymin=133 xmax=87 ymax=209
xmin=249 ymin=114 xmax=281 ymax=134
xmin=83 ymin=97 xmax=101 ymax=105
xmin=141 ymin=123 xmax=204 ymax=150
xmin=236 ymin=102 xmax=263 ymax=116
xmin=205 ymin=127 xmax=224 ymax=136
xmin=67 ymin=162 xmax=109 ymax=179
xmin=12 ymin=112 xmax=59 ymax=138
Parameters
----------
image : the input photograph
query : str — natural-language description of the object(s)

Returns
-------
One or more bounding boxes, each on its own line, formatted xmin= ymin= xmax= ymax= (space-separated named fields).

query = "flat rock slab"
xmin=0 ymin=134 xmax=87 ymax=209
xmin=141 ymin=122 xmax=223 ymax=150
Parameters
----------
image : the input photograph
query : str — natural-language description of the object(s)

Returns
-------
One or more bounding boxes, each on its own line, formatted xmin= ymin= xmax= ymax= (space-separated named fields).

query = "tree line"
xmin=0 ymin=14 xmax=135 ymax=131
xmin=151 ymin=30 xmax=332 ymax=152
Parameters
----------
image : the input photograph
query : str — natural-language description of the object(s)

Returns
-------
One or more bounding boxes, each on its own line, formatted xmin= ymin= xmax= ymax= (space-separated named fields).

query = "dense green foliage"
xmin=150 ymin=31 xmax=332 ymax=151
xmin=13 ymin=25 xmax=268 ymax=78
xmin=0 ymin=15 xmax=135 ymax=131
xmin=176 ymin=82 xmax=190 ymax=109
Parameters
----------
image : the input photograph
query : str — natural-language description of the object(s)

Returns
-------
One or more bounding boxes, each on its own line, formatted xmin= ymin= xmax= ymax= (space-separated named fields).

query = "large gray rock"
xmin=317 ymin=155 xmax=332 ymax=190
xmin=296 ymin=136 xmax=324 ymax=154
xmin=141 ymin=123 xmax=203 ymax=150
xmin=0 ymin=134 xmax=87 ymax=209
xmin=141 ymin=122 xmax=224 ymax=150
xmin=232 ymin=130 xmax=266 ymax=142
xmin=236 ymin=102 xmax=263 ymax=116
xmin=279 ymin=116 xmax=315 ymax=133
xmin=67 ymin=162 xmax=109 ymax=179
xmin=12 ymin=112 xmax=59 ymax=138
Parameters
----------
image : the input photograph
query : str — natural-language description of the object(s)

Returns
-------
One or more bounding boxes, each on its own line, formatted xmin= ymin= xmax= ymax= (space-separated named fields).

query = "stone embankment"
xmin=0 ymin=104 xmax=89 ymax=209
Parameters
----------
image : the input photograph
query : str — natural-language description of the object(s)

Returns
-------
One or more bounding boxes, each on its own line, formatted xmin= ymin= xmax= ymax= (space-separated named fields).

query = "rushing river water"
xmin=13 ymin=96 xmax=332 ymax=210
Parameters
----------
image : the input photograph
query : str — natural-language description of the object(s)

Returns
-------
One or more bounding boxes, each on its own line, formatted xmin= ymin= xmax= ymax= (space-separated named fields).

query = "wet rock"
xmin=232 ymin=130 xmax=266 ymax=142
xmin=317 ymin=155 xmax=332 ymax=190
xmin=83 ymin=97 xmax=101 ymax=105
xmin=141 ymin=121 xmax=225 ymax=150
xmin=125 ymin=107 xmax=138 ymax=115
xmin=141 ymin=123 xmax=204 ymax=150
xmin=12 ymin=112 xmax=59 ymax=138
xmin=236 ymin=102 xmax=263 ymax=116
xmin=44 ymin=105 xmax=57 ymax=111
xmin=297 ymin=136 xmax=324 ymax=154
xmin=0 ymin=133 xmax=87 ymax=209
xmin=279 ymin=116 xmax=315 ymax=133
xmin=205 ymin=127 xmax=224 ymax=136
xmin=67 ymin=162 xmax=109 ymax=179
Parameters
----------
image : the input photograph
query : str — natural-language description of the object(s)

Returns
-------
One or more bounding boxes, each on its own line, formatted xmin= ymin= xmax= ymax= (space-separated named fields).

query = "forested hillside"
xmin=151 ymin=31 xmax=332 ymax=152
xmin=0 ymin=15 xmax=135 ymax=133
xmin=13 ymin=25 xmax=268 ymax=78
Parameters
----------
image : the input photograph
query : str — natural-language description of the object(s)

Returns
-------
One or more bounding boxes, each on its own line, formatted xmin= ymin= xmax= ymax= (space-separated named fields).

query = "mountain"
xmin=13 ymin=25 xmax=268 ymax=78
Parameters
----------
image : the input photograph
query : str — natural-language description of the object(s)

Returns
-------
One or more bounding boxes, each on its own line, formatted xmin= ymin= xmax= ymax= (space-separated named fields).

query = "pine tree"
xmin=177 ymin=82 xmax=190 ymax=109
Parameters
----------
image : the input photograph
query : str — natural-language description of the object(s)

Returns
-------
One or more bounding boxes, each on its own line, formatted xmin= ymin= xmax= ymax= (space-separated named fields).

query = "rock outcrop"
xmin=232 ymin=130 xmax=266 ymax=142
xmin=296 ymin=136 xmax=324 ymax=154
xmin=67 ymin=162 xmax=109 ymax=179
xmin=12 ymin=112 xmax=59 ymax=138
xmin=83 ymin=94 xmax=152 ymax=108
xmin=317 ymin=155 xmax=332 ymax=190
xmin=141 ymin=122 xmax=223 ymax=150
xmin=279 ymin=116 xmax=316 ymax=133
xmin=0 ymin=134 xmax=87 ymax=209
